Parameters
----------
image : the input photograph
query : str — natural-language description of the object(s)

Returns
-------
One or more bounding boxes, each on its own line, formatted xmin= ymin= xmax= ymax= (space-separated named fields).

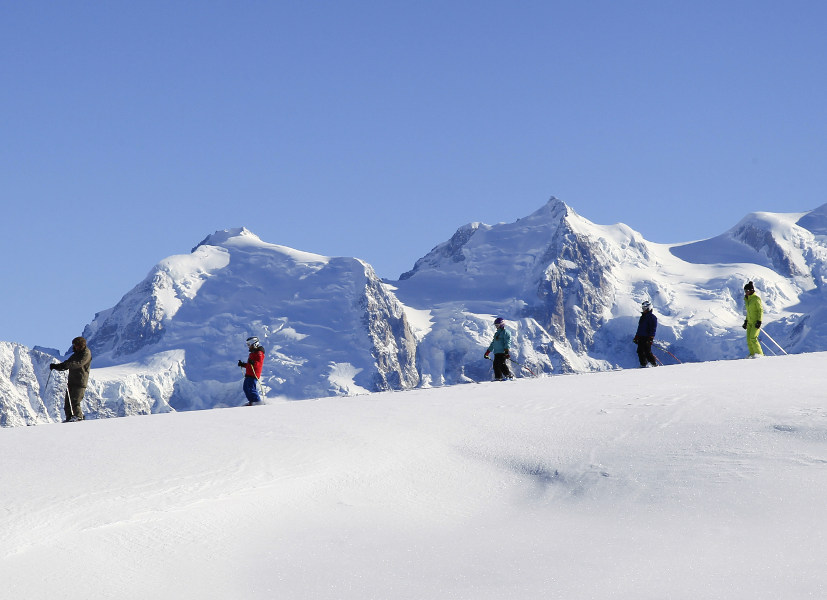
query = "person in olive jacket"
xmin=50 ymin=336 xmax=92 ymax=422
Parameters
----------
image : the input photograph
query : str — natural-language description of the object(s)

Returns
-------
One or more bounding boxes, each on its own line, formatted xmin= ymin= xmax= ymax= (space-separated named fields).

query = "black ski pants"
xmin=493 ymin=353 xmax=513 ymax=380
xmin=636 ymin=338 xmax=657 ymax=367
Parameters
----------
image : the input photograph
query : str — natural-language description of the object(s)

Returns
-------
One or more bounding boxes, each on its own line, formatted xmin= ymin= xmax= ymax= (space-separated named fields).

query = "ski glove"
xmin=755 ymin=321 xmax=762 ymax=329
xmin=742 ymin=320 xmax=748 ymax=330
xmin=633 ymin=336 xmax=639 ymax=344
xmin=504 ymin=351 xmax=510 ymax=358
xmin=484 ymin=350 xmax=490 ymax=359
xmin=238 ymin=360 xmax=245 ymax=367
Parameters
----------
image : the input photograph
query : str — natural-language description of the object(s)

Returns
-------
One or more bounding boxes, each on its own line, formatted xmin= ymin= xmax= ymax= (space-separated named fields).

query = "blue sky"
xmin=2 ymin=1 xmax=826 ymax=351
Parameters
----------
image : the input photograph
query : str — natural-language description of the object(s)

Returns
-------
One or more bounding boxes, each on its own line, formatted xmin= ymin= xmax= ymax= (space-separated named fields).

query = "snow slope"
xmin=2 ymin=353 xmax=825 ymax=599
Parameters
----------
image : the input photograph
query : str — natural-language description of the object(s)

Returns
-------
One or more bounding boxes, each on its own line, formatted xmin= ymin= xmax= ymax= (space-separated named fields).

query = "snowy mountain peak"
xmin=796 ymin=202 xmax=827 ymax=236
xmin=726 ymin=210 xmax=815 ymax=278
xmin=399 ymin=197 xmax=575 ymax=282
xmin=195 ymin=226 xmax=332 ymax=267
xmin=192 ymin=227 xmax=258 ymax=251
xmin=522 ymin=195 xmax=571 ymax=222
xmin=76 ymin=228 xmax=419 ymax=412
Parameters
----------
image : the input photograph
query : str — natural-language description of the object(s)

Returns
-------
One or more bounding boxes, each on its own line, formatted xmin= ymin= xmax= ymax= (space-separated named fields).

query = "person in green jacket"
xmin=742 ymin=281 xmax=764 ymax=358
xmin=484 ymin=317 xmax=513 ymax=380
xmin=50 ymin=336 xmax=92 ymax=421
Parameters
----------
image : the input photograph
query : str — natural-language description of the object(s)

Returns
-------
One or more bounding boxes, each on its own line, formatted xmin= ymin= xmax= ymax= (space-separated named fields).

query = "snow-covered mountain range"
xmin=3 ymin=197 xmax=827 ymax=426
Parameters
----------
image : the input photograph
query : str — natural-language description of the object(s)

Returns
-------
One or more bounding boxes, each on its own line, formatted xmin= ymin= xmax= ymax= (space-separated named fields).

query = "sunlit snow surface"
xmin=2 ymin=353 xmax=825 ymax=599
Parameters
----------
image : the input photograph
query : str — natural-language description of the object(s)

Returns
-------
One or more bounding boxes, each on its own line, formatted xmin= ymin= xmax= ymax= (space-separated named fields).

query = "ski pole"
xmin=66 ymin=386 xmax=74 ymax=419
xmin=507 ymin=356 xmax=536 ymax=376
xmin=651 ymin=350 xmax=665 ymax=366
xmin=760 ymin=329 xmax=788 ymax=355
xmin=759 ymin=339 xmax=777 ymax=356
xmin=653 ymin=341 xmax=682 ymax=364
xmin=43 ymin=369 xmax=53 ymax=396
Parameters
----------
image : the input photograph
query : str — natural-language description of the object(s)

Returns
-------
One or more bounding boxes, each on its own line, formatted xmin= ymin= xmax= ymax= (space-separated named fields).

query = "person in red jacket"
xmin=238 ymin=336 xmax=265 ymax=405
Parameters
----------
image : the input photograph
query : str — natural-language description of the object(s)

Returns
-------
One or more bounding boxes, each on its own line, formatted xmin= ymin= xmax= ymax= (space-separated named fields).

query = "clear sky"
xmin=2 ymin=1 xmax=826 ymax=352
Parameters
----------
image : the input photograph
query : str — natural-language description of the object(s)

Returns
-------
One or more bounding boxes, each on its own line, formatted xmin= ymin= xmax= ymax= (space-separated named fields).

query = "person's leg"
xmin=645 ymin=341 xmax=658 ymax=366
xmin=501 ymin=356 xmax=513 ymax=378
xmin=636 ymin=344 xmax=647 ymax=367
xmin=64 ymin=391 xmax=72 ymax=421
xmin=747 ymin=325 xmax=764 ymax=356
xmin=243 ymin=377 xmax=261 ymax=403
xmin=492 ymin=354 xmax=504 ymax=380
xmin=70 ymin=387 xmax=85 ymax=419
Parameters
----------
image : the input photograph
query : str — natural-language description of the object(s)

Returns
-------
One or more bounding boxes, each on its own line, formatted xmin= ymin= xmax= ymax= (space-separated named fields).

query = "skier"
xmin=238 ymin=336 xmax=265 ymax=405
xmin=484 ymin=317 xmax=513 ymax=380
xmin=49 ymin=336 xmax=92 ymax=422
xmin=633 ymin=301 xmax=658 ymax=368
xmin=742 ymin=281 xmax=764 ymax=358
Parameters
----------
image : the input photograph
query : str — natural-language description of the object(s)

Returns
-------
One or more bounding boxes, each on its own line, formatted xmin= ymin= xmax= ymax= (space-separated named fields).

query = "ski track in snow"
xmin=1 ymin=354 xmax=827 ymax=599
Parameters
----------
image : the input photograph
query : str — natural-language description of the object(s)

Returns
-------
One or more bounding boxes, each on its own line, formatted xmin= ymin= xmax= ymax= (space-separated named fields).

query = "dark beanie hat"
xmin=744 ymin=281 xmax=755 ymax=292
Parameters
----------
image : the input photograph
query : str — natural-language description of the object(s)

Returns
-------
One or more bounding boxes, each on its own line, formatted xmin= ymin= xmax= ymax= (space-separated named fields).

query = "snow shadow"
xmin=506 ymin=459 xmax=612 ymax=499
xmin=460 ymin=446 xmax=613 ymax=502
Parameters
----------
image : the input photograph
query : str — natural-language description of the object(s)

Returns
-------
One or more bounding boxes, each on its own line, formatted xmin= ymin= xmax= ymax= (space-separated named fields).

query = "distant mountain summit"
xmin=394 ymin=197 xmax=827 ymax=381
xmin=4 ymin=198 xmax=827 ymax=426
xmin=394 ymin=197 xmax=647 ymax=377
xmin=79 ymin=227 xmax=418 ymax=413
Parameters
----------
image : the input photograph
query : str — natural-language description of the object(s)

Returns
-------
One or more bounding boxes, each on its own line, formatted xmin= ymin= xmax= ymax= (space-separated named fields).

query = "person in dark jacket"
xmin=633 ymin=301 xmax=658 ymax=368
xmin=238 ymin=336 xmax=265 ymax=405
xmin=50 ymin=336 xmax=92 ymax=422
xmin=484 ymin=317 xmax=513 ymax=380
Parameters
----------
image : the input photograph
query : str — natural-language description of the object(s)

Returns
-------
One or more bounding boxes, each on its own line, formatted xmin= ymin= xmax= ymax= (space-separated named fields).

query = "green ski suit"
xmin=744 ymin=292 xmax=764 ymax=356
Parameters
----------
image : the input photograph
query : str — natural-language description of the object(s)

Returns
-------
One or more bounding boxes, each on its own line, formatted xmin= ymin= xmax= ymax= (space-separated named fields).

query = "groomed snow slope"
xmin=2 ymin=353 xmax=826 ymax=599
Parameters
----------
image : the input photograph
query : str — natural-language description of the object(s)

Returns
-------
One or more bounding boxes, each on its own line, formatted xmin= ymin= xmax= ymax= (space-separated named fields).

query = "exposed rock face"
xmin=0 ymin=342 xmax=56 ymax=426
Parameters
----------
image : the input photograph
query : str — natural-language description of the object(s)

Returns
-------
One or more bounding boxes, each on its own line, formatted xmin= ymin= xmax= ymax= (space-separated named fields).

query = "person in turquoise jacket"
xmin=742 ymin=281 xmax=764 ymax=357
xmin=484 ymin=317 xmax=513 ymax=380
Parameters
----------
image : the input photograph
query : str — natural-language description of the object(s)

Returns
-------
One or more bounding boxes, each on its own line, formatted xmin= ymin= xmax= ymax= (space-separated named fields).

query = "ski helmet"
xmin=246 ymin=336 xmax=260 ymax=348
xmin=493 ymin=317 xmax=504 ymax=326
xmin=641 ymin=301 xmax=652 ymax=312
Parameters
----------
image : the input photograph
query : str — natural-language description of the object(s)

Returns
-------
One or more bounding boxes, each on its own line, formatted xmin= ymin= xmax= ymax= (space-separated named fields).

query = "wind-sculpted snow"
xmin=6 ymin=200 xmax=827 ymax=425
